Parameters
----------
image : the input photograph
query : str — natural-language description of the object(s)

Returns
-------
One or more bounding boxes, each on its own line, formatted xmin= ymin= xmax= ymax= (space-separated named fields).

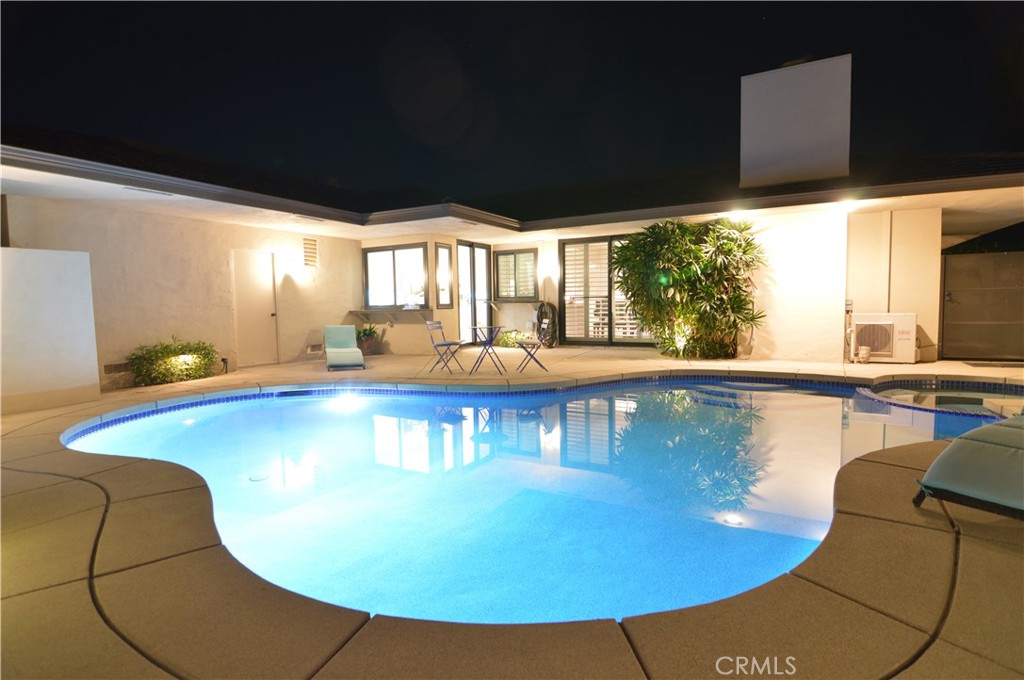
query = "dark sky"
xmin=2 ymin=2 xmax=1022 ymax=208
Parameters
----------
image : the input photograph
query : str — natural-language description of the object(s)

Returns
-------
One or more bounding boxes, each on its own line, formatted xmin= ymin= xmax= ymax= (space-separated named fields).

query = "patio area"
xmin=2 ymin=347 xmax=1022 ymax=679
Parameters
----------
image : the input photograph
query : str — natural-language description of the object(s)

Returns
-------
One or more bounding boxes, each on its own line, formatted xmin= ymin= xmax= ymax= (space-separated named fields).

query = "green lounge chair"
xmin=324 ymin=325 xmax=365 ymax=370
xmin=914 ymin=414 xmax=1023 ymax=520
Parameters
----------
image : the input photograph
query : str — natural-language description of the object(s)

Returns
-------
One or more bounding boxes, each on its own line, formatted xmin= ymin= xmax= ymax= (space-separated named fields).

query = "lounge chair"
xmin=324 ymin=325 xmax=365 ymax=370
xmin=913 ymin=414 xmax=1024 ymax=521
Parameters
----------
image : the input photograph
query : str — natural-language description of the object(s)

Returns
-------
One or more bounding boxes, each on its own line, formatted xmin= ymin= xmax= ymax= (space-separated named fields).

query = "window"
xmin=435 ymin=244 xmax=453 ymax=309
xmin=363 ymin=243 xmax=428 ymax=309
xmin=494 ymin=249 xmax=538 ymax=301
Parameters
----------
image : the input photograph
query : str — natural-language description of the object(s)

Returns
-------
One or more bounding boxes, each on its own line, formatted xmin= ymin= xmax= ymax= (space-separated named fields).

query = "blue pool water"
xmin=64 ymin=379 xmax=994 ymax=624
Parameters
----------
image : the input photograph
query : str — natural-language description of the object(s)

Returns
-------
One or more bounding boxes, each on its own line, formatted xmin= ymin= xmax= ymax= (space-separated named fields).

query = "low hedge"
xmin=126 ymin=337 xmax=219 ymax=386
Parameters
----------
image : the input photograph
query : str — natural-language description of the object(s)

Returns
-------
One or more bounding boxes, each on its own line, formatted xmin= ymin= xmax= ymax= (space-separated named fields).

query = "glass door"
xmin=457 ymin=241 xmax=491 ymax=342
xmin=560 ymin=237 xmax=652 ymax=345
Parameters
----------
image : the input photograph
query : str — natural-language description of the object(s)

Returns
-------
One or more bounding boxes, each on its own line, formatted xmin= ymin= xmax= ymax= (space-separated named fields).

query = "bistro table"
xmin=469 ymin=325 xmax=506 ymax=374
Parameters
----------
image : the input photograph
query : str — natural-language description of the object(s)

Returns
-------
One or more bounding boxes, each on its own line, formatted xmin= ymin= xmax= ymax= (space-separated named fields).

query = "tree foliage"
xmin=610 ymin=218 xmax=766 ymax=358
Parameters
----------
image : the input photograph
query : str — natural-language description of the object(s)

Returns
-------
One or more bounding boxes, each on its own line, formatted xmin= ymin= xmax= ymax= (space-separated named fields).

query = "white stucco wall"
xmin=5 ymin=197 xmax=363 ymax=388
xmin=748 ymin=208 xmax=849 ymax=361
xmin=492 ymin=240 xmax=560 ymax=335
xmin=846 ymin=208 xmax=942 ymax=361
xmin=1 ymin=247 xmax=101 ymax=412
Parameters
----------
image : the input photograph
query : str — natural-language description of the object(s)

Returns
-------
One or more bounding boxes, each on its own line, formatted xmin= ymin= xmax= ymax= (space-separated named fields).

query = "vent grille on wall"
xmin=303 ymin=238 xmax=319 ymax=267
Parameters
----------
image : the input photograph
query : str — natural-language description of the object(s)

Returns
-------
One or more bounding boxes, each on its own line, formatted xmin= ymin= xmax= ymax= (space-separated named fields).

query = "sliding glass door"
xmin=560 ymin=237 xmax=652 ymax=345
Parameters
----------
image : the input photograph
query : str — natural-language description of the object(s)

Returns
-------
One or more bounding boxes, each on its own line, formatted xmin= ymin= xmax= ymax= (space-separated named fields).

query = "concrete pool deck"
xmin=2 ymin=347 xmax=1022 ymax=679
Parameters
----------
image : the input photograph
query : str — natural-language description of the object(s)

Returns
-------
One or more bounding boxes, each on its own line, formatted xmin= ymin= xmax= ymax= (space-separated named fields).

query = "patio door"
xmin=232 ymin=249 xmax=279 ymax=366
xmin=560 ymin=238 xmax=652 ymax=345
xmin=457 ymin=242 xmax=491 ymax=343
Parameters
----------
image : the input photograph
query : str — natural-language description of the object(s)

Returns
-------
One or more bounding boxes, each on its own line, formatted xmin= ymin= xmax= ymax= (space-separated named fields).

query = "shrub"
xmin=126 ymin=337 xmax=219 ymax=386
xmin=496 ymin=329 xmax=531 ymax=348
xmin=610 ymin=218 xmax=767 ymax=358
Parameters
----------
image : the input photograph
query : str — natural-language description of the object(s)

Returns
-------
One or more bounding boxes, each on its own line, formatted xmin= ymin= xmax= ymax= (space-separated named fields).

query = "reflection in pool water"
xmin=65 ymin=381 xmax=993 ymax=624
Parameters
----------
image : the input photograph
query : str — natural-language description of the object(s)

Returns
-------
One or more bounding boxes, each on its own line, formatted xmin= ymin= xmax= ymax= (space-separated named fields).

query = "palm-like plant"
xmin=611 ymin=218 xmax=766 ymax=358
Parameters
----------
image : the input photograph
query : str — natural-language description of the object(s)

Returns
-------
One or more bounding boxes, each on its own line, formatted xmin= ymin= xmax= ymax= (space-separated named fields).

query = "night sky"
xmin=2 ymin=2 xmax=1022 ymax=212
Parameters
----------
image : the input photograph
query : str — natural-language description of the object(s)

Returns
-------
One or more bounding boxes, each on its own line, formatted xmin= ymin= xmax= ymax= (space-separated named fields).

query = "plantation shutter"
xmin=562 ymin=241 xmax=609 ymax=340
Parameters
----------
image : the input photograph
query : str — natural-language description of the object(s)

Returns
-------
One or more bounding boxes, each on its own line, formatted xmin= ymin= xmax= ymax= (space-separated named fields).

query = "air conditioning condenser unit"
xmin=851 ymin=313 xmax=918 ymax=363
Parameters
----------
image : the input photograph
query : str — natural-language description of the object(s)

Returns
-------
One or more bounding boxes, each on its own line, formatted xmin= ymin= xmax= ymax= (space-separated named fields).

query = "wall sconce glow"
xmin=837 ymin=199 xmax=862 ymax=214
xmin=326 ymin=393 xmax=365 ymax=414
xmin=723 ymin=211 xmax=750 ymax=222
xmin=722 ymin=513 xmax=744 ymax=526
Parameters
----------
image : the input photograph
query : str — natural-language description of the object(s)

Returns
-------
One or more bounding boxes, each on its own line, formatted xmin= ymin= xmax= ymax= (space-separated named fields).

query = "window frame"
xmin=362 ymin=242 xmax=429 ymax=310
xmin=493 ymin=248 xmax=539 ymax=302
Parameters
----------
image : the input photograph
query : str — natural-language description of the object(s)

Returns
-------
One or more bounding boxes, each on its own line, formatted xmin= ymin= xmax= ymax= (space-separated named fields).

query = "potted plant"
xmin=356 ymin=324 xmax=380 ymax=354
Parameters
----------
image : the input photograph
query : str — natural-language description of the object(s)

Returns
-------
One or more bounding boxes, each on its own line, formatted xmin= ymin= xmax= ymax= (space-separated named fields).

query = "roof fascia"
xmin=0 ymin=145 xmax=366 ymax=226
xmin=520 ymin=172 xmax=1024 ymax=231
xmin=365 ymin=202 xmax=521 ymax=232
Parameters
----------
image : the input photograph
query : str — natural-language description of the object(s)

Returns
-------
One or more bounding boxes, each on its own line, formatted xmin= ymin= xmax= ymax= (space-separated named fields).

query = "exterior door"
xmin=457 ymin=242 xmax=491 ymax=342
xmin=941 ymin=252 xmax=1024 ymax=360
xmin=232 ymin=249 xmax=279 ymax=366
xmin=560 ymin=238 xmax=652 ymax=344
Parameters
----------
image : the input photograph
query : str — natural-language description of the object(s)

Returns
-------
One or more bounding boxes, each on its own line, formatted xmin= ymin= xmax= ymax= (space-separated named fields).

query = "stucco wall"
xmin=748 ymin=208 xmax=849 ymax=361
xmin=492 ymin=240 xmax=560 ymax=336
xmin=1 ymin=247 xmax=101 ymax=412
xmin=846 ymin=208 xmax=942 ymax=361
xmin=5 ymin=197 xmax=362 ymax=388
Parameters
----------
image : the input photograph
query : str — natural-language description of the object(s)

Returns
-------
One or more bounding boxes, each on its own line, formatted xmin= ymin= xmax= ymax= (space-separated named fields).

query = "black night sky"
xmin=2 ymin=2 xmax=1022 ymax=216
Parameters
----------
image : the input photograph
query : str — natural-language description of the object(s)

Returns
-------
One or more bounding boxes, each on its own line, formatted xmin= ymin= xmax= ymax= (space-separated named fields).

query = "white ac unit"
xmin=851 ymin=313 xmax=918 ymax=363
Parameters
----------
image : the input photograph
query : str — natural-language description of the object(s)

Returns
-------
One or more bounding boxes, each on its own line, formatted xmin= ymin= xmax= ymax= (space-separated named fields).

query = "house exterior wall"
xmin=1 ymin=247 xmax=102 ymax=412
xmin=846 ymin=208 xmax=942 ymax=362
xmin=747 ymin=208 xmax=849 ymax=361
xmin=4 ymin=196 xmax=362 ymax=388
xmin=491 ymin=240 xmax=560 ymax=336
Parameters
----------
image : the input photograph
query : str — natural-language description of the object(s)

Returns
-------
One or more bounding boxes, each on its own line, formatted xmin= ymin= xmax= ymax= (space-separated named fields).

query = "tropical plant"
xmin=614 ymin=389 xmax=765 ymax=511
xmin=610 ymin=218 xmax=766 ymax=358
xmin=126 ymin=337 xmax=218 ymax=386
xmin=356 ymin=324 xmax=379 ymax=341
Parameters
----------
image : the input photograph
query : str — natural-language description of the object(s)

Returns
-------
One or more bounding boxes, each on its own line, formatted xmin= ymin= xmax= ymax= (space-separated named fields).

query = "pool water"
xmin=65 ymin=380 xmax=993 ymax=624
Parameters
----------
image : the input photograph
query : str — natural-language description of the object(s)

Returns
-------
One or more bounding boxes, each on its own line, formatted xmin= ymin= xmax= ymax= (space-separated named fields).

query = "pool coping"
xmin=2 ymin=365 xmax=1022 ymax=678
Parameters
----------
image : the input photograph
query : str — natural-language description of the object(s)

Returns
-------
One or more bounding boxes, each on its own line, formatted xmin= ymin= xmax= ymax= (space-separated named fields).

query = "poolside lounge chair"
xmin=913 ymin=414 xmax=1024 ymax=521
xmin=324 ymin=325 xmax=365 ymax=370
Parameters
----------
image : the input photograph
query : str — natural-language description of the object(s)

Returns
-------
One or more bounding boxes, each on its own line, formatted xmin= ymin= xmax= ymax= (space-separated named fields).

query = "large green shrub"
xmin=126 ymin=337 xmax=218 ymax=386
xmin=610 ymin=218 xmax=766 ymax=358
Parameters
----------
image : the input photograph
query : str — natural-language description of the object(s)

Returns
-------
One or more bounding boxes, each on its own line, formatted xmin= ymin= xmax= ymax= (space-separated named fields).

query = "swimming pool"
xmin=63 ymin=378 xmax=994 ymax=624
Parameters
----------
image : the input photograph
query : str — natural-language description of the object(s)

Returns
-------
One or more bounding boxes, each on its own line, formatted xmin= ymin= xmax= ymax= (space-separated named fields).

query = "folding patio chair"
xmin=426 ymin=320 xmax=465 ymax=373
xmin=515 ymin=318 xmax=551 ymax=372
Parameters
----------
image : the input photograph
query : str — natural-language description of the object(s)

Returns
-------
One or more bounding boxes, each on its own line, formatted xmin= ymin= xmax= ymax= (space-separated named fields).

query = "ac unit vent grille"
xmin=303 ymin=238 xmax=319 ymax=267
xmin=855 ymin=323 xmax=894 ymax=356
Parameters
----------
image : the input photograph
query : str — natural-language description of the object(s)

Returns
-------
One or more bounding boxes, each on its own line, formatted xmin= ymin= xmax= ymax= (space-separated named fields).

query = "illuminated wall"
xmin=1 ymin=247 xmax=101 ymax=412
xmin=847 ymin=208 xmax=942 ymax=361
xmin=4 ymin=196 xmax=363 ymax=388
xmin=747 ymin=208 xmax=849 ymax=361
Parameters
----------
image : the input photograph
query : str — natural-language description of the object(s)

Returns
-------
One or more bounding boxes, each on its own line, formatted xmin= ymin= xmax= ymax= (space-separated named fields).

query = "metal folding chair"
xmin=426 ymin=320 xmax=465 ymax=373
xmin=515 ymin=318 xmax=550 ymax=372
